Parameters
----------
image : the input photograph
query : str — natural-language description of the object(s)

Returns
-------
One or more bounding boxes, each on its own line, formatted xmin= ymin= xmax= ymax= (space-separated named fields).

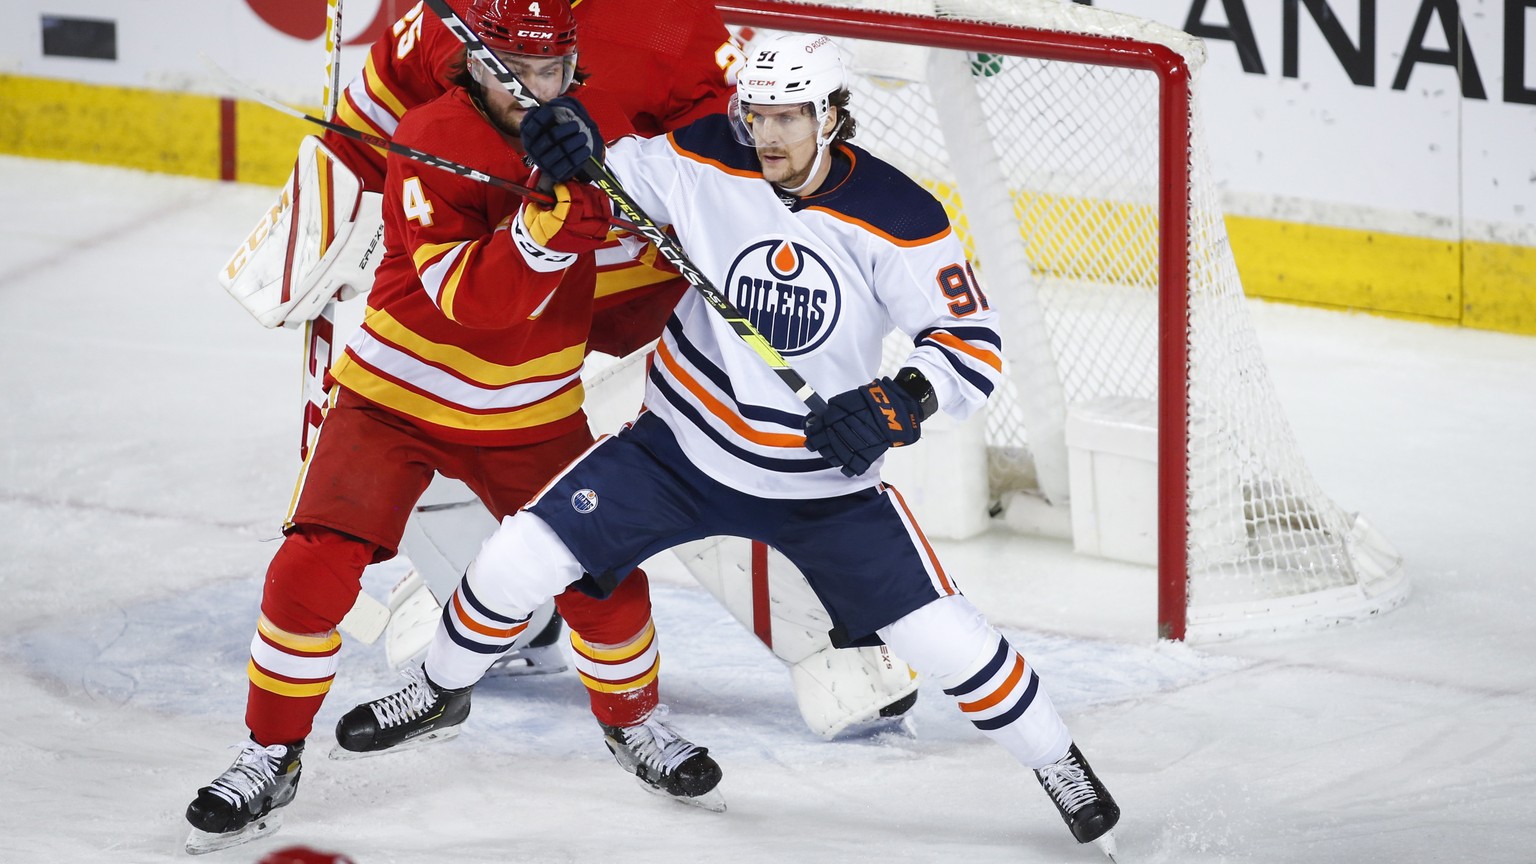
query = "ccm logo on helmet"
xmin=518 ymin=29 xmax=553 ymax=38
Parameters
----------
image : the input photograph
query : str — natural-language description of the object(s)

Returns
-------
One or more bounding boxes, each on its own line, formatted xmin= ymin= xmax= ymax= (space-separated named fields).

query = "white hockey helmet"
xmin=735 ymin=32 xmax=848 ymax=120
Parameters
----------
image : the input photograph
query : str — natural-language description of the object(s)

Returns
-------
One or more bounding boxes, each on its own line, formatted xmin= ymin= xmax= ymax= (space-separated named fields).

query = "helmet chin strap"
xmin=775 ymin=115 xmax=845 ymax=197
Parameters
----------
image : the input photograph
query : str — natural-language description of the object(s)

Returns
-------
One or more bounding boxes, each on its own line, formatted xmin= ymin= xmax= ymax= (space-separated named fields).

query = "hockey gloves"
xmin=520 ymin=96 xmax=603 ymax=184
xmin=520 ymin=179 xmax=614 ymax=254
xmin=804 ymin=370 xmax=934 ymax=477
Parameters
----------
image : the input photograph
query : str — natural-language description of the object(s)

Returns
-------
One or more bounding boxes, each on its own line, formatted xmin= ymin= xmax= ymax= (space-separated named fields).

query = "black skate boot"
xmin=602 ymin=707 xmax=725 ymax=812
xmin=333 ymin=667 xmax=471 ymax=757
xmin=184 ymin=738 xmax=304 ymax=854
xmin=1035 ymin=743 xmax=1121 ymax=855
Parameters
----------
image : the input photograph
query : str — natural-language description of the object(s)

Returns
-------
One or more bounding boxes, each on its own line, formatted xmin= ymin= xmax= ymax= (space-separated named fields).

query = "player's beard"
xmin=759 ymin=146 xmax=813 ymax=191
xmin=488 ymin=103 xmax=528 ymax=138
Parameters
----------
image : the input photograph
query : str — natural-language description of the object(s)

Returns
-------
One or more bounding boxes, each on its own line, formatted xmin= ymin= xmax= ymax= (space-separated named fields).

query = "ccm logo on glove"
xmin=803 ymin=369 xmax=934 ymax=477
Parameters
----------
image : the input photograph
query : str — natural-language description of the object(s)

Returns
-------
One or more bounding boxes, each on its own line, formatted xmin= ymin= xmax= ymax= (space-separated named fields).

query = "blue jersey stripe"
xmin=649 ymin=367 xmax=833 ymax=474
xmin=665 ymin=318 xmax=809 ymax=429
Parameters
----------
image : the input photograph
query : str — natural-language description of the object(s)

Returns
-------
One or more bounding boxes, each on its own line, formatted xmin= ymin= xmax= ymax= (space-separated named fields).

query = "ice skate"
xmin=184 ymin=738 xmax=304 ymax=854
xmin=331 ymin=667 xmax=471 ymax=758
xmin=1035 ymin=743 xmax=1121 ymax=857
xmin=602 ymin=707 xmax=725 ymax=812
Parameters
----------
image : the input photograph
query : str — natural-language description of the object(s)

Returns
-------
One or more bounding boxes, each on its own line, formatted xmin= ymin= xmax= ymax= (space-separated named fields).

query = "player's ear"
xmin=822 ymin=106 xmax=838 ymax=135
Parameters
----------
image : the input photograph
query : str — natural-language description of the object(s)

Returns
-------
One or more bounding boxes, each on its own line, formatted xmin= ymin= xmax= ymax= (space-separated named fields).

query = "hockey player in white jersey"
xmin=339 ymin=31 xmax=1121 ymax=852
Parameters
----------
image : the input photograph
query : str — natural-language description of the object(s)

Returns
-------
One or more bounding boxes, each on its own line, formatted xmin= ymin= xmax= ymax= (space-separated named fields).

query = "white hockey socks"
xmin=424 ymin=511 xmax=584 ymax=689
xmin=879 ymin=595 xmax=1071 ymax=769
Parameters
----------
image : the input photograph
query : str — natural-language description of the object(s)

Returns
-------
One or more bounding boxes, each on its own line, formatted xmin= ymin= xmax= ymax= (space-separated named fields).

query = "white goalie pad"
xmin=218 ymin=135 xmax=384 ymax=329
xmin=791 ymin=642 xmax=919 ymax=740
xmin=674 ymin=536 xmax=919 ymax=738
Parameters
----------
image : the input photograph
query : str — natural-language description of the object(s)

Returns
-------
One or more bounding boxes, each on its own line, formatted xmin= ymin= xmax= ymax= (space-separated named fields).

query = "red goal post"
xmin=690 ymin=0 xmax=1407 ymax=641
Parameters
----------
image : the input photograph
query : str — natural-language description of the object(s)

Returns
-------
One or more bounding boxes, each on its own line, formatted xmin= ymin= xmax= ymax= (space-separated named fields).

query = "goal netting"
xmin=619 ymin=0 xmax=1407 ymax=641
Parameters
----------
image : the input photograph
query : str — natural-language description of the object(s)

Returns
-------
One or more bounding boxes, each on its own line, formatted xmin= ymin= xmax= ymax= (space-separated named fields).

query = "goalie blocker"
xmin=219 ymin=135 xmax=384 ymax=329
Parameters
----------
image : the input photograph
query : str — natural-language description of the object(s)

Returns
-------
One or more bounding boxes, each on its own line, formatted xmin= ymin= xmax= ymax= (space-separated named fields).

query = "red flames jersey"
xmin=324 ymin=0 xmax=738 ymax=190
xmin=329 ymin=85 xmax=636 ymax=446
xmin=320 ymin=0 xmax=741 ymax=357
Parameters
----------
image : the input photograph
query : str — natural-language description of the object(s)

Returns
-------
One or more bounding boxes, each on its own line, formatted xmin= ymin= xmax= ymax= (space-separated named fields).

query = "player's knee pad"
xmin=877 ymin=594 xmax=995 ymax=688
xmin=555 ymin=568 xmax=651 ymax=645
xmin=464 ymin=512 xmax=585 ymax=620
xmin=261 ymin=526 xmax=378 ymax=634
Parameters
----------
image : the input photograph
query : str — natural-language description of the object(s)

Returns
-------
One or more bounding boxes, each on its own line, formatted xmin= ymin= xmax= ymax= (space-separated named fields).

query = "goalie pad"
xmin=791 ymin=642 xmax=919 ymax=739
xmin=674 ymin=536 xmax=919 ymax=738
xmin=218 ymin=135 xmax=384 ymax=329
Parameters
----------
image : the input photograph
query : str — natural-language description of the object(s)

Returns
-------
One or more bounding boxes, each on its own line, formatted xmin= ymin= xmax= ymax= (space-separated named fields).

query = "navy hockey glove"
xmin=804 ymin=370 xmax=934 ymax=477
xmin=520 ymin=96 xmax=603 ymax=184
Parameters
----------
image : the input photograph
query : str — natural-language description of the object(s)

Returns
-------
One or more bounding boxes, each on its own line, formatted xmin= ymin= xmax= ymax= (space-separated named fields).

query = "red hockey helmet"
xmin=257 ymin=847 xmax=356 ymax=864
xmin=465 ymin=0 xmax=578 ymax=56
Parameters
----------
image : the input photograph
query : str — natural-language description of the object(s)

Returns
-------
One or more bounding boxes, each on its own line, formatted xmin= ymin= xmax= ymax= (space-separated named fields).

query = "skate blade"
xmin=327 ymin=725 xmax=461 ymax=761
xmin=184 ymin=811 xmax=283 ymax=855
xmin=1094 ymin=829 xmax=1119 ymax=862
xmin=636 ymin=778 xmax=727 ymax=813
xmin=486 ymin=644 xmax=567 ymax=678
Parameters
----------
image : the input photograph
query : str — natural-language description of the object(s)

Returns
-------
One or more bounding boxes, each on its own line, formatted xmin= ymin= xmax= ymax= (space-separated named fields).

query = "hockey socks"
xmin=245 ymin=616 xmax=341 ymax=745
xmin=879 ymin=595 xmax=1071 ymax=768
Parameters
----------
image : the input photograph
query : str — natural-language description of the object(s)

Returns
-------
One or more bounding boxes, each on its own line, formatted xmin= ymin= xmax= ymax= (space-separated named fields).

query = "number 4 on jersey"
xmin=401 ymin=176 xmax=436 ymax=226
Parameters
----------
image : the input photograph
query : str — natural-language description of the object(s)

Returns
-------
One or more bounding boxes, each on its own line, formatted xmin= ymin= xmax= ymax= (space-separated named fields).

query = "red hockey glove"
xmin=520 ymin=180 xmax=614 ymax=254
xmin=803 ymin=372 xmax=930 ymax=477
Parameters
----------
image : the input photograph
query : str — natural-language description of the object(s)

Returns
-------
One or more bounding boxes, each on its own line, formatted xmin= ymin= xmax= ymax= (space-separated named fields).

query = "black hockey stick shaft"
xmin=424 ymin=0 xmax=828 ymax=414
xmin=210 ymin=57 xmax=645 ymax=233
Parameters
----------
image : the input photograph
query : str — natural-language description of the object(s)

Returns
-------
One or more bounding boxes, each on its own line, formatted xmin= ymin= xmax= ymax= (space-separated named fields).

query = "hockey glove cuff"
xmin=520 ymin=179 xmax=614 ymax=254
xmin=804 ymin=371 xmax=930 ymax=477
xmin=520 ymin=96 xmax=604 ymax=184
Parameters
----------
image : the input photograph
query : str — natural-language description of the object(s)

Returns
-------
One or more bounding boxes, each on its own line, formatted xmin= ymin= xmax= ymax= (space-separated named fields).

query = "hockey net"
xmin=627 ymin=0 xmax=1406 ymax=641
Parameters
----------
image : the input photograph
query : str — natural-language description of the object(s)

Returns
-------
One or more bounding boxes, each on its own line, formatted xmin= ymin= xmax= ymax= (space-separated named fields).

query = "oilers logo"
xmin=724 ymin=239 xmax=840 ymax=356
xmin=571 ymin=489 xmax=598 ymax=514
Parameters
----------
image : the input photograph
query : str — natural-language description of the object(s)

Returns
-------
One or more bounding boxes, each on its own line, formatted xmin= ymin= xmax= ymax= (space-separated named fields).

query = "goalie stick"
xmin=300 ymin=0 xmax=346 ymax=467
xmin=423 ymin=0 xmax=828 ymax=415
xmin=302 ymin=1 xmax=393 ymax=648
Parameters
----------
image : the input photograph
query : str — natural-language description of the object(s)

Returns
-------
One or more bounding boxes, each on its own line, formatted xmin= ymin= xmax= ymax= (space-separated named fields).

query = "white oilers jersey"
xmin=604 ymin=114 xmax=1003 ymax=498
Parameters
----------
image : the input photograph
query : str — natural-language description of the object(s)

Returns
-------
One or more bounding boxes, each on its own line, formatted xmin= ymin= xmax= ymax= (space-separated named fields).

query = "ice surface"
xmin=2 ymin=156 xmax=1534 ymax=863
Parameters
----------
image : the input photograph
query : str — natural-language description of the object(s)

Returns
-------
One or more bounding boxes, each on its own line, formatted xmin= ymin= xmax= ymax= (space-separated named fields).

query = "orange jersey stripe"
xmin=928 ymin=330 xmax=1004 ymax=373
xmin=655 ymin=339 xmax=806 ymax=448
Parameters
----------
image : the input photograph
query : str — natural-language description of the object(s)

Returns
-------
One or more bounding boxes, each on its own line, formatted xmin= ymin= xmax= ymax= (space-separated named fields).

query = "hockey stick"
xmin=208 ymin=61 xmax=648 ymax=232
xmin=303 ymin=0 xmax=392 ymax=645
xmin=301 ymin=0 xmax=346 ymax=466
xmin=423 ymin=0 xmax=828 ymax=414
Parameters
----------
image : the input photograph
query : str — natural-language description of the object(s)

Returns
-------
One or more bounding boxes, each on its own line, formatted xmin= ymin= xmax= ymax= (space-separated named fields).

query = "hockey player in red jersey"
xmin=184 ymin=2 xmax=722 ymax=854
xmin=340 ymin=31 xmax=1123 ymax=856
xmin=320 ymin=0 xmax=743 ymax=354
xmin=218 ymin=0 xmax=920 ymax=748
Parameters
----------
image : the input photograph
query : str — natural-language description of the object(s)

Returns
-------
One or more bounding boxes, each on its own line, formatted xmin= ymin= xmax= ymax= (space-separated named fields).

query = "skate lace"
xmin=1037 ymin=755 xmax=1097 ymax=814
xmin=622 ymin=708 xmax=702 ymax=776
xmin=207 ymin=740 xmax=285 ymax=808
xmin=370 ymin=669 xmax=437 ymax=729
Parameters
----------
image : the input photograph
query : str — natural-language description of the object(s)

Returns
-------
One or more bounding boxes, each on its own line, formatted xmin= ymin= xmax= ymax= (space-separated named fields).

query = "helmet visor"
xmin=729 ymin=95 xmax=823 ymax=149
xmin=473 ymin=49 xmax=578 ymax=102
